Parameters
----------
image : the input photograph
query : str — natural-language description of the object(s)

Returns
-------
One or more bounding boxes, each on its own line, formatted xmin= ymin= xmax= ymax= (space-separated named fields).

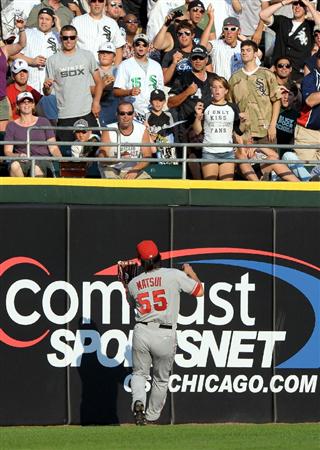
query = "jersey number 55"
xmin=137 ymin=289 xmax=168 ymax=314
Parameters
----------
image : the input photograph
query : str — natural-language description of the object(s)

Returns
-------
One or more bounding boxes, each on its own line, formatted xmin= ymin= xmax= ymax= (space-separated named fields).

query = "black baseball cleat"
xmin=133 ymin=400 xmax=146 ymax=426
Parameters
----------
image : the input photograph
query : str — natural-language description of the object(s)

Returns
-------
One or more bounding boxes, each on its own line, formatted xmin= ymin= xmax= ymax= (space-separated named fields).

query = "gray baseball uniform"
xmin=128 ymin=267 xmax=201 ymax=421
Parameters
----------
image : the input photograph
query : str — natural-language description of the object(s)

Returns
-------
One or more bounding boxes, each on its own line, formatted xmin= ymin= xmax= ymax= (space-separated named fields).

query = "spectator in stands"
xmin=274 ymin=56 xmax=293 ymax=86
xmin=7 ymin=60 xmax=42 ymax=120
xmin=122 ymin=14 xmax=140 ymax=60
xmin=105 ymin=0 xmax=126 ymax=24
xmin=0 ymin=17 xmax=26 ymax=134
xmin=71 ymin=0 xmax=125 ymax=65
xmin=12 ymin=8 xmax=61 ymax=94
xmin=168 ymin=45 xmax=216 ymax=178
xmin=304 ymin=24 xmax=320 ymax=74
xmin=98 ymin=101 xmax=153 ymax=179
xmin=162 ymin=21 xmax=212 ymax=86
xmin=229 ymin=40 xmax=281 ymax=150
xmin=294 ymin=49 xmax=320 ymax=161
xmin=4 ymin=92 xmax=61 ymax=177
xmin=260 ymin=0 xmax=320 ymax=82
xmin=27 ymin=0 xmax=74 ymax=29
xmin=71 ymin=118 xmax=100 ymax=158
xmin=43 ymin=24 xmax=104 ymax=146
xmin=192 ymin=76 xmax=243 ymax=180
xmin=276 ymin=83 xmax=300 ymax=156
xmin=95 ymin=42 xmax=119 ymax=126
xmin=273 ymin=83 xmax=311 ymax=180
xmin=153 ymin=1 xmax=214 ymax=54
xmin=113 ymin=34 xmax=164 ymax=121
xmin=145 ymin=89 xmax=177 ymax=163
xmin=148 ymin=0 xmax=238 ymax=42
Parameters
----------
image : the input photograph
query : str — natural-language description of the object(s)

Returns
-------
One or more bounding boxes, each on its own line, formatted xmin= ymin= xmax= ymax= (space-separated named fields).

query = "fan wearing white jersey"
xmin=12 ymin=8 xmax=60 ymax=94
xmin=113 ymin=33 xmax=164 ymax=121
xmin=125 ymin=240 xmax=203 ymax=425
xmin=71 ymin=0 xmax=125 ymax=65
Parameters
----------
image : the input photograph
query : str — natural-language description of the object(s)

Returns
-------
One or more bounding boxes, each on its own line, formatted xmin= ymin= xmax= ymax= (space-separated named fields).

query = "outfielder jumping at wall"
xmin=118 ymin=240 xmax=204 ymax=425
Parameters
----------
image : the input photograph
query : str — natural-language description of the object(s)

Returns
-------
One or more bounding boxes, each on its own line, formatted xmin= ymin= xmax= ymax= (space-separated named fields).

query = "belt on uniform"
xmin=138 ymin=322 xmax=173 ymax=329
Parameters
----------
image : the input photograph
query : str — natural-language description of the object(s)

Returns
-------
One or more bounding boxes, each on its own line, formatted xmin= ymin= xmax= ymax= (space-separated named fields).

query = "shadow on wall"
xmin=76 ymin=318 xmax=131 ymax=425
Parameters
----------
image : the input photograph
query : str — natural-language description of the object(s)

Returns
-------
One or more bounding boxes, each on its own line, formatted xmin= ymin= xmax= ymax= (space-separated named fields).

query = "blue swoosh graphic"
xmin=186 ymin=259 xmax=320 ymax=369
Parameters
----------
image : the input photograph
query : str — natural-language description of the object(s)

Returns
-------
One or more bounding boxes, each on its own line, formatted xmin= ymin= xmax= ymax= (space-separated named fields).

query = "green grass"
xmin=0 ymin=424 xmax=319 ymax=450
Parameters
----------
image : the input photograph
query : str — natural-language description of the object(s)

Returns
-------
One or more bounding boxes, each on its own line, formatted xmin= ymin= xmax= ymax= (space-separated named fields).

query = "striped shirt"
xmin=71 ymin=14 xmax=125 ymax=60
xmin=19 ymin=28 xmax=60 ymax=94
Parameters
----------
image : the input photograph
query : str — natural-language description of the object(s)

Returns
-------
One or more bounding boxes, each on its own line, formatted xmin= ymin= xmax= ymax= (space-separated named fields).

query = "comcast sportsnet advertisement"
xmin=0 ymin=206 xmax=319 ymax=425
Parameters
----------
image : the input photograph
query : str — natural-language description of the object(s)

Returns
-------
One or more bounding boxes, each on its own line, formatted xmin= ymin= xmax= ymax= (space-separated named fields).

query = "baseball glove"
xmin=117 ymin=260 xmax=139 ymax=285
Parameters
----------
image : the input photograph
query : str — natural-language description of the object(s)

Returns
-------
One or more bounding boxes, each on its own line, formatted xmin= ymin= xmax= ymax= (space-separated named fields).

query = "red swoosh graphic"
xmin=0 ymin=257 xmax=50 ymax=348
xmin=0 ymin=257 xmax=50 ymax=276
xmin=0 ymin=328 xmax=50 ymax=348
xmin=95 ymin=247 xmax=320 ymax=276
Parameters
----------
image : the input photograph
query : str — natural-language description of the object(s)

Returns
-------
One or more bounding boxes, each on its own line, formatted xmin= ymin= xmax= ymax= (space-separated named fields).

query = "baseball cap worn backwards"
xmin=38 ymin=7 xmax=55 ymax=18
xmin=188 ymin=0 xmax=205 ymax=11
xmin=223 ymin=16 xmax=240 ymax=28
xmin=137 ymin=240 xmax=159 ymax=260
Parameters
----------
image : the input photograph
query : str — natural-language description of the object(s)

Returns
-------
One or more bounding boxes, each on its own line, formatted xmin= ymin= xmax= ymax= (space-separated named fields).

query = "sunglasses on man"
xmin=191 ymin=7 xmax=205 ymax=14
xmin=177 ymin=30 xmax=192 ymax=37
xmin=90 ymin=0 xmax=104 ymax=3
xmin=223 ymin=26 xmax=238 ymax=32
xmin=110 ymin=2 xmax=123 ymax=7
xmin=277 ymin=63 xmax=291 ymax=69
xmin=191 ymin=55 xmax=206 ymax=61
xmin=134 ymin=41 xmax=148 ymax=47
xmin=118 ymin=111 xmax=134 ymax=116
xmin=125 ymin=19 xmax=138 ymax=24
xmin=62 ymin=35 xmax=77 ymax=41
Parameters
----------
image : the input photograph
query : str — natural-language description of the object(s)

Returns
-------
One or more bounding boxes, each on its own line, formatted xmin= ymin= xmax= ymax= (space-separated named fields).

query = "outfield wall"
xmin=0 ymin=180 xmax=319 ymax=425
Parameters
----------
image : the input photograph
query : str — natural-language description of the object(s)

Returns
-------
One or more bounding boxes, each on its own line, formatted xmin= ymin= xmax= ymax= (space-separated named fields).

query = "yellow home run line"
xmin=0 ymin=178 xmax=319 ymax=192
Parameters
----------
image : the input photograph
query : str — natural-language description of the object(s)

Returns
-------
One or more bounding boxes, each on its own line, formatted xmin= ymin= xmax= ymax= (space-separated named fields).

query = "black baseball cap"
xmin=188 ymin=1 xmax=205 ymax=11
xmin=150 ymin=89 xmax=166 ymax=101
xmin=38 ymin=8 xmax=55 ymax=19
xmin=190 ymin=45 xmax=208 ymax=58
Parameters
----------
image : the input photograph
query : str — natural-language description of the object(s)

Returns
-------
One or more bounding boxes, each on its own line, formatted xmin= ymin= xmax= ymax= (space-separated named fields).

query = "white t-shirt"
xmin=71 ymin=14 xmax=125 ymax=60
xmin=114 ymin=57 xmax=164 ymax=116
xmin=18 ymin=28 xmax=60 ymax=94
xmin=101 ymin=121 xmax=146 ymax=171
xmin=203 ymin=102 xmax=240 ymax=154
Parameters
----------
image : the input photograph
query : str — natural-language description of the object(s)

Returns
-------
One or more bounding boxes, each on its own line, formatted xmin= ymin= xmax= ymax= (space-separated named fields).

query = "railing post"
xmin=182 ymin=145 xmax=187 ymax=179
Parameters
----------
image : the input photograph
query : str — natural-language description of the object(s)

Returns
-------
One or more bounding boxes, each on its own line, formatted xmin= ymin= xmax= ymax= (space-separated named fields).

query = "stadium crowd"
xmin=0 ymin=0 xmax=320 ymax=180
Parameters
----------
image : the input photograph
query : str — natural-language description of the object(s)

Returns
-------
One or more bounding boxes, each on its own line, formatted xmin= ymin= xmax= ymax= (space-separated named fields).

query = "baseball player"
xmin=119 ymin=240 xmax=203 ymax=425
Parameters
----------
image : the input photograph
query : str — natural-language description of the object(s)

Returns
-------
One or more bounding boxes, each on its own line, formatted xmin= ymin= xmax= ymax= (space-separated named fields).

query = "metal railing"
xmin=0 ymin=125 xmax=319 ymax=179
